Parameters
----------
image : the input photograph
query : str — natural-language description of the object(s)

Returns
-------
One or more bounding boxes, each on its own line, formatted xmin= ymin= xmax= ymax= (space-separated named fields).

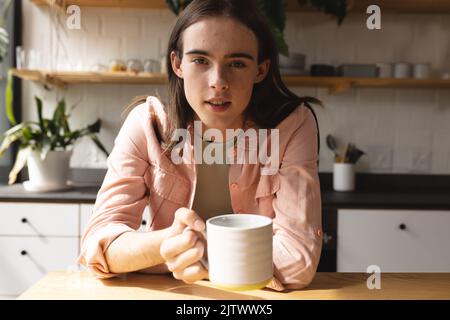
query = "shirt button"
xmin=231 ymin=183 xmax=239 ymax=190
xmin=317 ymin=229 xmax=323 ymax=238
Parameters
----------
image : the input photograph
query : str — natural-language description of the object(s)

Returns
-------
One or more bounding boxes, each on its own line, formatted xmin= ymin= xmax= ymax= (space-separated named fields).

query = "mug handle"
xmin=183 ymin=226 xmax=209 ymax=270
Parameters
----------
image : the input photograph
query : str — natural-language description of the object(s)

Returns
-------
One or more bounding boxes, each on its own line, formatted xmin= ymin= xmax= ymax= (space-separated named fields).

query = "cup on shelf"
xmin=109 ymin=59 xmax=126 ymax=72
xmin=126 ymin=59 xmax=143 ymax=73
xmin=376 ymin=63 xmax=393 ymax=78
xmin=143 ymin=59 xmax=160 ymax=73
xmin=16 ymin=46 xmax=27 ymax=69
xmin=393 ymin=63 xmax=412 ymax=78
xmin=333 ymin=162 xmax=355 ymax=192
xmin=413 ymin=63 xmax=431 ymax=79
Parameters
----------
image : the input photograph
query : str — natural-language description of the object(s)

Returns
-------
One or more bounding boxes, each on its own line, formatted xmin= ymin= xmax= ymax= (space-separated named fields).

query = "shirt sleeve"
xmin=271 ymin=105 xmax=323 ymax=290
xmin=77 ymin=101 xmax=153 ymax=279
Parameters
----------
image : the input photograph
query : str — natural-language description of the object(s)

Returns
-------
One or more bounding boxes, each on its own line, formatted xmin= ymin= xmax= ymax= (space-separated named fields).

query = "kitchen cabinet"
xmin=337 ymin=209 xmax=450 ymax=272
xmin=0 ymin=201 xmax=151 ymax=298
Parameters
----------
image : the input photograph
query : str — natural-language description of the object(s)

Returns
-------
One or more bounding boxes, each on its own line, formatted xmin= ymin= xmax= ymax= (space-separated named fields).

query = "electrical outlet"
xmin=409 ymin=150 xmax=432 ymax=172
xmin=367 ymin=145 xmax=393 ymax=171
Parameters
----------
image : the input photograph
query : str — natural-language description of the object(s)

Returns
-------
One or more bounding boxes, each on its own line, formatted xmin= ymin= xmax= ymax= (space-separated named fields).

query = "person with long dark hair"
xmin=79 ymin=0 xmax=323 ymax=291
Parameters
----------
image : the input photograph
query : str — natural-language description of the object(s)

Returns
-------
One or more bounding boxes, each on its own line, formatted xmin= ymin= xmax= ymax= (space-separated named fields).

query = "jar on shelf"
xmin=126 ymin=59 xmax=144 ymax=73
xmin=143 ymin=59 xmax=160 ymax=73
xmin=109 ymin=59 xmax=126 ymax=72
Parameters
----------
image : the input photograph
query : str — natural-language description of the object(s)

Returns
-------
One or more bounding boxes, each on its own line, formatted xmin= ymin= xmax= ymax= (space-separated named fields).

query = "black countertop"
xmin=0 ymin=173 xmax=449 ymax=209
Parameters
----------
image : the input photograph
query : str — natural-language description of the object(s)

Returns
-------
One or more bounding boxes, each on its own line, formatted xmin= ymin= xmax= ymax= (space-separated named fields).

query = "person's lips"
xmin=205 ymin=99 xmax=232 ymax=112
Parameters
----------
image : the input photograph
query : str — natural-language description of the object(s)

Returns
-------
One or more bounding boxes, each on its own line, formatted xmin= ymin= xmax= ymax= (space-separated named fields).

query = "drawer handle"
xmin=398 ymin=223 xmax=407 ymax=230
xmin=141 ymin=220 xmax=147 ymax=226
xmin=20 ymin=250 xmax=27 ymax=256
xmin=21 ymin=218 xmax=28 ymax=223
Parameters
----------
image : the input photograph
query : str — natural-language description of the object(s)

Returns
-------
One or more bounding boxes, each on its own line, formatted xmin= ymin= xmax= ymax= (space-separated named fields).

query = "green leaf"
xmin=35 ymin=96 xmax=45 ymax=133
xmin=0 ymin=130 xmax=22 ymax=157
xmin=5 ymin=69 xmax=16 ymax=125
xmin=40 ymin=138 xmax=52 ymax=160
xmin=265 ymin=18 xmax=289 ymax=56
xmin=8 ymin=146 xmax=32 ymax=185
xmin=79 ymin=119 xmax=101 ymax=136
xmin=89 ymin=134 xmax=110 ymax=158
xmin=257 ymin=0 xmax=286 ymax=33
xmin=53 ymin=99 xmax=66 ymax=130
xmin=2 ymin=121 xmax=35 ymax=139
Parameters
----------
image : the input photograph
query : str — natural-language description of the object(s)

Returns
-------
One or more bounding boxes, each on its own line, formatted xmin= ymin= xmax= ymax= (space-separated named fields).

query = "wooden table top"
xmin=17 ymin=271 xmax=450 ymax=300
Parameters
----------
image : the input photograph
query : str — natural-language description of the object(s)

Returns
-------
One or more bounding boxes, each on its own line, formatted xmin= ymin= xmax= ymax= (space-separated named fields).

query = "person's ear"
xmin=255 ymin=59 xmax=270 ymax=83
xmin=170 ymin=50 xmax=183 ymax=79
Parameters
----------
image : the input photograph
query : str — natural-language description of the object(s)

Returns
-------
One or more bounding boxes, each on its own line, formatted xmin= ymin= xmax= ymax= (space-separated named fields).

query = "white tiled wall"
xmin=20 ymin=1 xmax=450 ymax=174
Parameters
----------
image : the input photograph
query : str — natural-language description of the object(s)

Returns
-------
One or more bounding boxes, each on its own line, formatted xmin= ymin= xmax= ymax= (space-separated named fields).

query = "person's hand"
xmin=160 ymin=208 xmax=208 ymax=284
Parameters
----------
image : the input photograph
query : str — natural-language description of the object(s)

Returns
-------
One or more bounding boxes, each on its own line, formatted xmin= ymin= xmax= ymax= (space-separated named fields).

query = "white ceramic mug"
xmin=394 ymin=63 xmax=412 ymax=78
xmin=199 ymin=214 xmax=273 ymax=291
xmin=333 ymin=163 xmax=355 ymax=191
xmin=376 ymin=63 xmax=393 ymax=78
xmin=413 ymin=63 xmax=431 ymax=79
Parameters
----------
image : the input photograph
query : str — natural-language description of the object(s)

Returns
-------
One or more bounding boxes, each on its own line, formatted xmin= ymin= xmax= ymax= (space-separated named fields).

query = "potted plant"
xmin=165 ymin=0 xmax=348 ymax=56
xmin=0 ymin=92 xmax=109 ymax=191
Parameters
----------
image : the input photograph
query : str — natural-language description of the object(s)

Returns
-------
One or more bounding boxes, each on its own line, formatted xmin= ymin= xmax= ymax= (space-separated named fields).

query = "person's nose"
xmin=209 ymin=65 xmax=229 ymax=91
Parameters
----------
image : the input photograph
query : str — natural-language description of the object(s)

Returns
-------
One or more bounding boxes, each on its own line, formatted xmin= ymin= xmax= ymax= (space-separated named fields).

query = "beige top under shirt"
xmin=192 ymin=133 xmax=235 ymax=221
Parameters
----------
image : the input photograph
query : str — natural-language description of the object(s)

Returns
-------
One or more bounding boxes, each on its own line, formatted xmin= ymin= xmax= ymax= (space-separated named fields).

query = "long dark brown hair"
xmin=125 ymin=0 xmax=322 ymax=155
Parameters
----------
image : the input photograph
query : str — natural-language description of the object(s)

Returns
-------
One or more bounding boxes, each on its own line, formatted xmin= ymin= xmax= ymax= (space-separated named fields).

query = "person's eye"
xmin=192 ymin=58 xmax=207 ymax=65
xmin=230 ymin=61 xmax=246 ymax=68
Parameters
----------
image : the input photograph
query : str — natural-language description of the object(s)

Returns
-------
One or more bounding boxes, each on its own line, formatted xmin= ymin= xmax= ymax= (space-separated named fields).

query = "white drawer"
xmin=80 ymin=204 xmax=94 ymax=235
xmin=80 ymin=204 xmax=151 ymax=234
xmin=0 ymin=237 xmax=79 ymax=295
xmin=337 ymin=209 xmax=450 ymax=272
xmin=0 ymin=203 xmax=79 ymax=237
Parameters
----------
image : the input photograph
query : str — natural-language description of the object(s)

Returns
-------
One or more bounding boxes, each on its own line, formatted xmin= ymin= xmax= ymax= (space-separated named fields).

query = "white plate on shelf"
xmin=23 ymin=180 xmax=73 ymax=193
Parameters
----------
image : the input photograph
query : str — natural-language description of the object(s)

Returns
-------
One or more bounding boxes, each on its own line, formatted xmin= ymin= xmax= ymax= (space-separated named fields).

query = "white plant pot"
xmin=333 ymin=163 xmax=355 ymax=192
xmin=26 ymin=149 xmax=73 ymax=191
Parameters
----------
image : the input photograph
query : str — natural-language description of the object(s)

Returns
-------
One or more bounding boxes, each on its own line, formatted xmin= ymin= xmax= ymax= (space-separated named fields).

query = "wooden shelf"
xmin=11 ymin=69 xmax=167 ymax=88
xmin=282 ymin=76 xmax=450 ymax=94
xmin=30 ymin=0 xmax=450 ymax=13
xmin=11 ymin=69 xmax=450 ymax=93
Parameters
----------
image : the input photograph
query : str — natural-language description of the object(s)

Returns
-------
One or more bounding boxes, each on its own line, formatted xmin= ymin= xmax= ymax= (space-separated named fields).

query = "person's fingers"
xmin=166 ymin=239 xmax=204 ymax=273
xmin=160 ymin=229 xmax=198 ymax=260
xmin=170 ymin=208 xmax=205 ymax=236
xmin=172 ymin=262 xmax=208 ymax=284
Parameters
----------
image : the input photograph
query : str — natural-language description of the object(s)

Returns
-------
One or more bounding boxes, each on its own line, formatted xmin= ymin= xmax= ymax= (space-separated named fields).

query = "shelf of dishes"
xmin=30 ymin=0 xmax=450 ymax=13
xmin=11 ymin=69 xmax=450 ymax=94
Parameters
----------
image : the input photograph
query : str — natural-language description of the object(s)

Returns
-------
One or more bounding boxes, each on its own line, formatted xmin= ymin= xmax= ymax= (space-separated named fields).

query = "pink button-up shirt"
xmin=78 ymin=96 xmax=323 ymax=290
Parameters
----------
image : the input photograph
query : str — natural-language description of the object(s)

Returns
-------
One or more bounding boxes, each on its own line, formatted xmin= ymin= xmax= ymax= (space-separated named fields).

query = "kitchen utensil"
xmin=326 ymin=134 xmax=343 ymax=162
xmin=349 ymin=145 xmax=366 ymax=164
xmin=343 ymin=143 xmax=353 ymax=163
xmin=343 ymin=142 xmax=366 ymax=164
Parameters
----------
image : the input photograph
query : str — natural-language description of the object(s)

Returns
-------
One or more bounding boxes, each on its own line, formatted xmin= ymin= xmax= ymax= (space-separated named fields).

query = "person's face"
xmin=170 ymin=17 xmax=270 ymax=136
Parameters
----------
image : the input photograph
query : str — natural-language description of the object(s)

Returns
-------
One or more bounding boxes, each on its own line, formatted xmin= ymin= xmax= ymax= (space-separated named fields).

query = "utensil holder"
xmin=333 ymin=163 xmax=355 ymax=191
